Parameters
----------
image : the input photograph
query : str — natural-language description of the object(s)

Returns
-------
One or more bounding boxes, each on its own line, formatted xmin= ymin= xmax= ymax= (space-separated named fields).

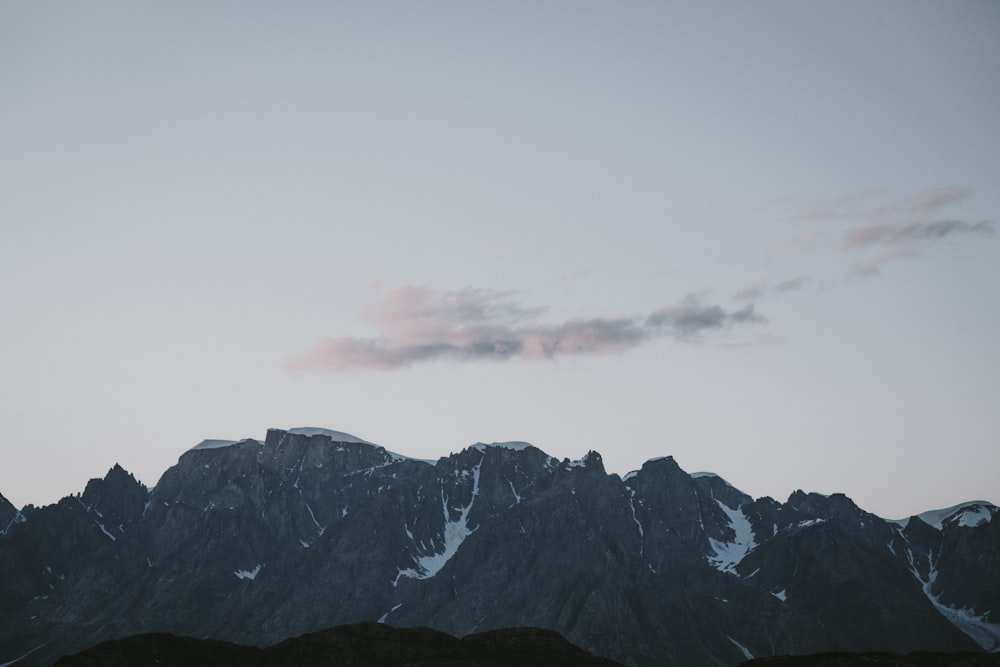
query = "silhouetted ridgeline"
xmin=52 ymin=622 xmax=624 ymax=667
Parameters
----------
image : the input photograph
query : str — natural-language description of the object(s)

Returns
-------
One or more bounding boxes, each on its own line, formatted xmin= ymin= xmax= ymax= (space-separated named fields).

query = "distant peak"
xmin=188 ymin=438 xmax=263 ymax=453
xmin=638 ymin=456 xmax=682 ymax=473
xmin=472 ymin=441 xmax=535 ymax=452
xmin=286 ymin=427 xmax=372 ymax=444
xmin=565 ymin=450 xmax=604 ymax=474
xmin=190 ymin=439 xmax=239 ymax=451
xmin=898 ymin=500 xmax=998 ymax=530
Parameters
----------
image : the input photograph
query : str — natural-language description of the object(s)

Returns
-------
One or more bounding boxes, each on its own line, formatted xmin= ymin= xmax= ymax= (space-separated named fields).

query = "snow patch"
xmin=1 ymin=511 xmax=26 ymax=535
xmin=957 ymin=505 xmax=993 ymax=528
xmin=96 ymin=523 xmax=116 ymax=541
xmin=912 ymin=555 xmax=1000 ymax=651
xmin=0 ymin=642 xmax=50 ymax=667
xmin=396 ymin=461 xmax=482 ymax=583
xmin=629 ymin=494 xmax=644 ymax=538
xmin=303 ymin=501 xmax=326 ymax=537
xmin=797 ymin=518 xmax=825 ymax=528
xmin=507 ymin=479 xmax=521 ymax=504
xmin=891 ymin=501 xmax=996 ymax=529
xmin=378 ymin=603 xmax=403 ymax=623
xmin=691 ymin=472 xmax=718 ymax=479
xmin=707 ymin=500 xmax=757 ymax=574
xmin=773 ymin=589 xmax=787 ymax=602
xmin=234 ymin=564 xmax=262 ymax=580
xmin=728 ymin=637 xmax=754 ymax=660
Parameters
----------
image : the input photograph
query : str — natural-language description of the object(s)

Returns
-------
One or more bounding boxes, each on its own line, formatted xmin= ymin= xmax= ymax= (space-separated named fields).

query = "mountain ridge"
xmin=1 ymin=427 xmax=997 ymax=666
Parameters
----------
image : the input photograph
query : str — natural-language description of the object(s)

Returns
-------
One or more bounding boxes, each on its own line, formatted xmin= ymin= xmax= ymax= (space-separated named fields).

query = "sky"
xmin=2 ymin=1 xmax=998 ymax=520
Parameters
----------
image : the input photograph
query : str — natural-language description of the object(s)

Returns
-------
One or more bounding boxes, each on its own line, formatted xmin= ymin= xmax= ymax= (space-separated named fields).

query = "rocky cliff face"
xmin=1 ymin=428 xmax=997 ymax=667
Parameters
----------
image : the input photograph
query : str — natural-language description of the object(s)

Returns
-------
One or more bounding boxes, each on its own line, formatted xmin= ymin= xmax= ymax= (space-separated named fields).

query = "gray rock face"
xmin=0 ymin=493 xmax=24 ymax=537
xmin=1 ymin=429 xmax=997 ymax=667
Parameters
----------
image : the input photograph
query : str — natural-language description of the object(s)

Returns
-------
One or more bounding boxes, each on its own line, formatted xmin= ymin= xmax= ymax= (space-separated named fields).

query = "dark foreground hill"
xmin=53 ymin=622 xmax=624 ymax=667
xmin=2 ymin=427 xmax=998 ymax=666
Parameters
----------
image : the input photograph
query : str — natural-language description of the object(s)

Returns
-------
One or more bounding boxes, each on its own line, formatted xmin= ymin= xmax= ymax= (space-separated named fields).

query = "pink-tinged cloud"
xmin=780 ymin=189 xmax=884 ymax=222
xmin=843 ymin=219 xmax=993 ymax=250
xmin=782 ymin=187 xmax=971 ymax=224
xmin=881 ymin=187 xmax=969 ymax=218
xmin=289 ymin=288 xmax=766 ymax=372
xmin=777 ymin=186 xmax=992 ymax=279
xmin=843 ymin=223 xmax=894 ymax=249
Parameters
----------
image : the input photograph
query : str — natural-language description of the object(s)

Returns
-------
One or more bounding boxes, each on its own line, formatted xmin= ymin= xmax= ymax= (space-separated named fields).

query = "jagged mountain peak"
xmin=786 ymin=490 xmax=864 ymax=517
xmin=472 ymin=440 xmax=536 ymax=451
xmin=0 ymin=492 xmax=25 ymax=536
xmin=561 ymin=450 xmax=605 ymax=474
xmin=79 ymin=464 xmax=147 ymax=525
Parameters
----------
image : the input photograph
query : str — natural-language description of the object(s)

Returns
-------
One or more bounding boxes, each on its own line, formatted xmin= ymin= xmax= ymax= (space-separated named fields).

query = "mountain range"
xmin=1 ymin=427 xmax=997 ymax=666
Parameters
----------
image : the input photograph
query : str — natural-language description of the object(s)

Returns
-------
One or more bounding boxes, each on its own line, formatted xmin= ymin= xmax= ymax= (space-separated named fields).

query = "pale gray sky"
xmin=2 ymin=1 xmax=998 ymax=518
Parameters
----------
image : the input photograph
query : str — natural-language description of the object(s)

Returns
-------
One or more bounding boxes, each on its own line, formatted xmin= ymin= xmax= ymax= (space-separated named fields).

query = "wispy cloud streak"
xmin=843 ymin=219 xmax=993 ymax=249
xmin=782 ymin=187 xmax=970 ymax=223
xmin=774 ymin=276 xmax=808 ymax=292
xmin=734 ymin=277 xmax=808 ymax=301
xmin=290 ymin=288 xmax=765 ymax=372
xmin=779 ymin=187 xmax=993 ymax=277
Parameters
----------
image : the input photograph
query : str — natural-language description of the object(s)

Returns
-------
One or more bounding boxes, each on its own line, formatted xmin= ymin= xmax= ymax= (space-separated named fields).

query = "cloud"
xmin=734 ymin=277 xmax=808 ymax=301
xmin=780 ymin=189 xmax=884 ymax=222
xmin=849 ymin=249 xmax=919 ymax=278
xmin=647 ymin=299 xmax=764 ymax=336
xmin=774 ymin=276 xmax=808 ymax=293
xmin=290 ymin=288 xmax=766 ymax=372
xmin=777 ymin=187 xmax=992 ymax=278
xmin=782 ymin=187 xmax=970 ymax=223
xmin=734 ymin=284 xmax=765 ymax=301
xmin=843 ymin=219 xmax=993 ymax=249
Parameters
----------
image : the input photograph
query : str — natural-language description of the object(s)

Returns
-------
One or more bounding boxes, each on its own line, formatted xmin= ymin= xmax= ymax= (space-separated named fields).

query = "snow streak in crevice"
xmin=628 ymin=491 xmax=645 ymax=558
xmin=1 ymin=511 xmax=26 ymax=535
xmin=302 ymin=495 xmax=326 ymax=540
xmin=910 ymin=549 xmax=1000 ymax=651
xmin=0 ymin=641 xmax=51 ymax=667
xmin=707 ymin=500 xmax=757 ymax=574
xmin=395 ymin=460 xmax=482 ymax=585
xmin=234 ymin=564 xmax=262 ymax=581
xmin=378 ymin=603 xmax=403 ymax=623
xmin=728 ymin=637 xmax=754 ymax=660
xmin=507 ymin=479 xmax=521 ymax=505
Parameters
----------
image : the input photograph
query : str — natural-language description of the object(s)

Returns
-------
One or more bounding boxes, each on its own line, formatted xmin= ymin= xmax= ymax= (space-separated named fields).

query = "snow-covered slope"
xmin=890 ymin=500 xmax=997 ymax=529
